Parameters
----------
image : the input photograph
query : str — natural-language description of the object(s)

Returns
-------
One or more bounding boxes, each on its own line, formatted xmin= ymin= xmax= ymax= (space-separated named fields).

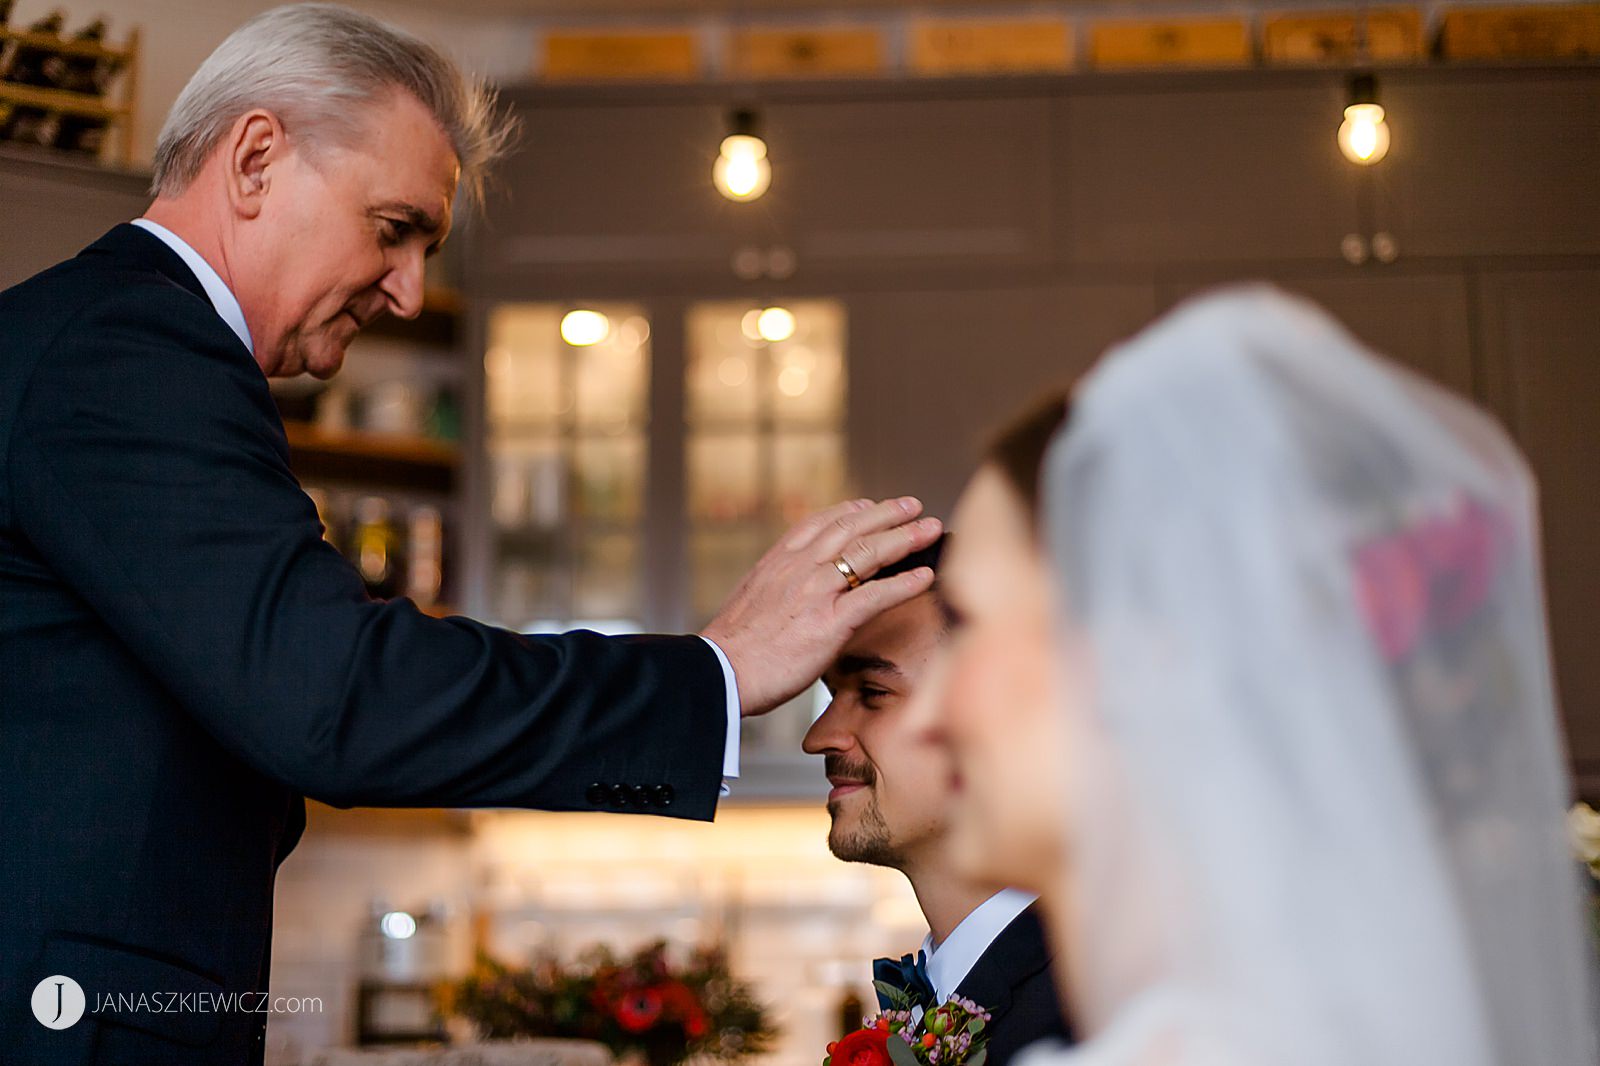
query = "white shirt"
xmin=126 ymin=218 xmax=742 ymax=784
xmin=922 ymin=888 xmax=1038 ymax=1003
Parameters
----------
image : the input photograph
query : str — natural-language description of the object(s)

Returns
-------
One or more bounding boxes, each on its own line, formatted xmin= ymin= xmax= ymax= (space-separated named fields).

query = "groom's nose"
xmin=378 ymin=245 xmax=426 ymax=321
xmin=802 ymin=698 xmax=853 ymax=756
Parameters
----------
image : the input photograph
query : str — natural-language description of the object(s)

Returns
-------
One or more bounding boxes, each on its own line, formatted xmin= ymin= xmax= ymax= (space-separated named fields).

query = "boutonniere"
xmin=825 ymin=996 xmax=993 ymax=1066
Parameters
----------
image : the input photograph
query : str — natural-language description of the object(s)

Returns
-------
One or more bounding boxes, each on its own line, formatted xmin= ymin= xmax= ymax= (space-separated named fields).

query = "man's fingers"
xmin=811 ymin=496 xmax=926 ymax=561
xmin=781 ymin=498 xmax=873 ymax=552
xmin=828 ymin=516 xmax=943 ymax=591
xmin=837 ymin=566 xmax=937 ymax=629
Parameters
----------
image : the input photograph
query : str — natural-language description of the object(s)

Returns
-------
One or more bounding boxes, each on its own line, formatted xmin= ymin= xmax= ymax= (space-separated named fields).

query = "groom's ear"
xmin=225 ymin=110 xmax=287 ymax=220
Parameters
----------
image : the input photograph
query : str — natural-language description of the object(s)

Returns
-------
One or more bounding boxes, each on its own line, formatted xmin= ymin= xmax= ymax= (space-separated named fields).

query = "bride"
xmin=913 ymin=287 xmax=1599 ymax=1065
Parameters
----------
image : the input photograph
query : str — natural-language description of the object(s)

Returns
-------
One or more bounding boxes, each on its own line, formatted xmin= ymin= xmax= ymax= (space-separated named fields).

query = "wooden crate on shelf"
xmin=1263 ymin=8 xmax=1424 ymax=63
xmin=1440 ymin=4 xmax=1600 ymax=60
xmin=1090 ymin=17 xmax=1252 ymax=69
xmin=0 ymin=23 xmax=141 ymax=166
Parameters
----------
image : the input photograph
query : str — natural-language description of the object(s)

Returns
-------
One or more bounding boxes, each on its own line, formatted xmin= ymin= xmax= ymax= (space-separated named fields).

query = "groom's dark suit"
xmin=953 ymin=905 xmax=1073 ymax=1066
xmin=0 ymin=225 xmax=728 ymax=1064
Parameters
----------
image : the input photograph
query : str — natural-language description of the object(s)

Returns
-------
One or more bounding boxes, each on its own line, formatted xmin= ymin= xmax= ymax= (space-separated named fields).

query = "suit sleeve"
xmin=7 ymin=288 xmax=729 ymax=816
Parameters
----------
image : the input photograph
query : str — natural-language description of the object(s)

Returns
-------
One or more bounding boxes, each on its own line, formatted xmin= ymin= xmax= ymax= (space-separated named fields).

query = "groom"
xmin=0 ymin=6 xmax=936 ymax=1063
xmin=804 ymin=536 xmax=1072 ymax=1065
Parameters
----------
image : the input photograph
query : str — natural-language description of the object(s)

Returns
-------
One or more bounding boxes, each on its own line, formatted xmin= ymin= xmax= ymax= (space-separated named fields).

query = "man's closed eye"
xmin=859 ymin=684 xmax=893 ymax=709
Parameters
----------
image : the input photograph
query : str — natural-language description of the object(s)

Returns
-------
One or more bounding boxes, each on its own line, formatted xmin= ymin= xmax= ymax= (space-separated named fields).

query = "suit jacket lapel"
xmin=950 ymin=903 xmax=1054 ymax=1023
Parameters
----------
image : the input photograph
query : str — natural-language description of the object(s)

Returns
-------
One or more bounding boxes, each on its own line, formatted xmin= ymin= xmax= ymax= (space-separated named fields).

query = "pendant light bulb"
xmin=714 ymin=109 xmax=771 ymax=202
xmin=1338 ymin=74 xmax=1390 ymax=165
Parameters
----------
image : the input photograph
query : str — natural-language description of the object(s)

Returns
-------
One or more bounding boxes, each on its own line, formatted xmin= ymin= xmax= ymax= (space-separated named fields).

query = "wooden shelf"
xmin=0 ymin=82 xmax=128 ymax=120
xmin=0 ymin=26 xmax=134 ymax=62
xmin=283 ymin=421 xmax=460 ymax=494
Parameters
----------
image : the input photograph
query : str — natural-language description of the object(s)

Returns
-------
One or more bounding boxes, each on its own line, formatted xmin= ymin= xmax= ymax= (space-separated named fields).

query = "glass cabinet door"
xmin=485 ymin=303 xmax=650 ymax=633
xmin=686 ymin=299 xmax=849 ymax=763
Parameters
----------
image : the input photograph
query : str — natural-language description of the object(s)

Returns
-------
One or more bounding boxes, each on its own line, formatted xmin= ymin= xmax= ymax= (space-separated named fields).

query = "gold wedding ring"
xmin=832 ymin=556 xmax=863 ymax=590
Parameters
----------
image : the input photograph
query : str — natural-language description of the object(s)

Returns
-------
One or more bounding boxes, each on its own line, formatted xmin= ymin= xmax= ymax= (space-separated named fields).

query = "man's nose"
xmin=801 ymin=699 xmax=850 ymax=755
xmin=380 ymin=247 xmax=426 ymax=320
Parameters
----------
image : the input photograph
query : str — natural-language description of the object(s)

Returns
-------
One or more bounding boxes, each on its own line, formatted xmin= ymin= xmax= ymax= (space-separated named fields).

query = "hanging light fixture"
xmin=1338 ymin=73 xmax=1390 ymax=166
xmin=713 ymin=109 xmax=771 ymax=202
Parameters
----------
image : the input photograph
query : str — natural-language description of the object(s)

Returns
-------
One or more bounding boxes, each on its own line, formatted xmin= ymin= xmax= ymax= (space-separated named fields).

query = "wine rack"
xmin=0 ymin=19 xmax=140 ymax=165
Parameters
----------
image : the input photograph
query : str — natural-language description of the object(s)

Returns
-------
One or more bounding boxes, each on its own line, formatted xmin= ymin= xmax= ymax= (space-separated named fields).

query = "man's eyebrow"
xmin=373 ymin=201 xmax=446 ymax=238
xmin=833 ymin=654 xmax=904 ymax=680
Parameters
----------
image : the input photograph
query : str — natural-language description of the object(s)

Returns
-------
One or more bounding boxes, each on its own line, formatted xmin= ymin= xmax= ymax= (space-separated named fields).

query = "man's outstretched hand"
xmin=701 ymin=497 xmax=943 ymax=717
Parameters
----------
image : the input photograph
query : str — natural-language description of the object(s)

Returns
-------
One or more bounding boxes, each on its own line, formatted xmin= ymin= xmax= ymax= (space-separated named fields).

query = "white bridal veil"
xmin=1031 ymin=287 xmax=1598 ymax=1066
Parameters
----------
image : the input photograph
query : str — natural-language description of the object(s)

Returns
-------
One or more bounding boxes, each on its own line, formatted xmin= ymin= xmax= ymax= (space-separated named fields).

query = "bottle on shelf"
xmin=55 ymin=19 xmax=125 ymax=157
xmin=351 ymin=496 xmax=406 ymax=600
xmin=405 ymin=505 xmax=445 ymax=608
xmin=0 ymin=10 xmax=67 ymax=147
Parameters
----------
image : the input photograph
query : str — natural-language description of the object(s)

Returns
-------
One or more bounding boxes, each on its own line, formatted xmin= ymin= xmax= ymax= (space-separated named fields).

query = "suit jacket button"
xmin=630 ymin=784 xmax=653 ymax=807
xmin=610 ymin=784 xmax=632 ymax=807
xmin=586 ymin=783 xmax=609 ymax=806
xmin=654 ymin=784 xmax=675 ymax=807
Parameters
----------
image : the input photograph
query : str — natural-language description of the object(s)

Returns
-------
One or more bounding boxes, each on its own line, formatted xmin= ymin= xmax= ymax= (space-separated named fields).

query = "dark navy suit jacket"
xmin=0 ymin=225 xmax=727 ymax=1064
xmin=953 ymin=905 xmax=1073 ymax=1066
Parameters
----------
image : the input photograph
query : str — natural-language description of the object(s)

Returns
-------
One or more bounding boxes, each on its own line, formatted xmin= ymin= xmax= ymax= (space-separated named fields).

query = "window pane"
xmin=773 ymin=432 xmax=847 ymax=524
xmin=487 ymin=306 xmax=564 ymax=427
xmin=688 ymin=432 xmax=762 ymax=523
xmin=573 ymin=434 xmax=646 ymax=523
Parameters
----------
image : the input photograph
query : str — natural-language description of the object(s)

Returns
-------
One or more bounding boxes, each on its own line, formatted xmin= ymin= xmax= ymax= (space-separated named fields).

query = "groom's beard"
xmin=824 ymin=754 xmax=904 ymax=869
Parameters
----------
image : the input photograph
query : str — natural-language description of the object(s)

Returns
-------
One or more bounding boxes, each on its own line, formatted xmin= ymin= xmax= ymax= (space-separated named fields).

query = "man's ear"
xmin=225 ymin=110 xmax=285 ymax=221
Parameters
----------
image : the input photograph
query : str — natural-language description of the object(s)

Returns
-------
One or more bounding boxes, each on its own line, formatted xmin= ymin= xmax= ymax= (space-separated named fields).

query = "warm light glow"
xmin=560 ymin=309 xmax=610 ymax=346
xmin=1338 ymin=103 xmax=1390 ymax=165
xmin=718 ymin=356 xmax=749 ymax=387
xmin=777 ymin=365 xmax=810 ymax=397
xmin=756 ymin=306 xmax=796 ymax=342
xmin=714 ymin=134 xmax=771 ymax=201
xmin=379 ymin=911 xmax=417 ymax=940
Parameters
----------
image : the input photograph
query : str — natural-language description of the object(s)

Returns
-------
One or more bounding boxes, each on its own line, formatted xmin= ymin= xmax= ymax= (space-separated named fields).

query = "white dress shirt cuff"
xmin=699 ymin=636 xmax=742 ymax=796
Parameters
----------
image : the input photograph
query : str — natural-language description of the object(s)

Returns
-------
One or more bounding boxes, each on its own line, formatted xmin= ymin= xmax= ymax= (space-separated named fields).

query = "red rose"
xmin=832 ymin=1027 xmax=892 ymax=1066
xmin=614 ymin=988 xmax=664 ymax=1032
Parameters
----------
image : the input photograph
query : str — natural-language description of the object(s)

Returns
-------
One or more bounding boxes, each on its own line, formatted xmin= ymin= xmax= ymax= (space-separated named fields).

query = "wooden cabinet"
xmin=848 ymin=282 xmax=1157 ymax=515
xmin=1054 ymin=79 xmax=1365 ymax=267
xmin=765 ymin=95 xmax=1055 ymax=273
xmin=1474 ymin=269 xmax=1600 ymax=788
xmin=1157 ymin=271 xmax=1477 ymax=398
xmin=1372 ymin=71 xmax=1600 ymax=259
xmin=472 ymin=99 xmax=770 ymax=293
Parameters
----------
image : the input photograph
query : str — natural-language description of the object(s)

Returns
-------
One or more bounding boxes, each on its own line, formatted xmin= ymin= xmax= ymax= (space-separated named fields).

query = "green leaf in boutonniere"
xmin=966 ymin=1049 xmax=988 ymax=1066
xmin=887 ymin=1033 xmax=921 ymax=1066
xmin=966 ymin=1018 xmax=986 ymax=1035
xmin=874 ymin=981 xmax=916 ymax=1012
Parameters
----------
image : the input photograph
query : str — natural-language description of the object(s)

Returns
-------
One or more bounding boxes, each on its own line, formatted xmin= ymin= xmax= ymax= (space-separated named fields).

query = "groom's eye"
xmin=380 ymin=218 xmax=412 ymax=245
xmin=859 ymin=685 xmax=891 ymax=708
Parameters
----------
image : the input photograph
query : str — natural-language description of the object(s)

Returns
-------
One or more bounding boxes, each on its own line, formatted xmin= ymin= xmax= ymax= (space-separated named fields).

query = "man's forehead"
xmin=832 ymin=593 xmax=944 ymax=670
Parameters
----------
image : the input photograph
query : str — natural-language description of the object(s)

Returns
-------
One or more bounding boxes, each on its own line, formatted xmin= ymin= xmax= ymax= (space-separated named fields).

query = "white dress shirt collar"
xmin=920 ymin=888 xmax=1038 ymax=1004
xmin=131 ymin=218 xmax=254 ymax=355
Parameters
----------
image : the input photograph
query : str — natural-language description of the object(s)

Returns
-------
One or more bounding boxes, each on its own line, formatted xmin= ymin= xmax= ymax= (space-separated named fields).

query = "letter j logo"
xmin=31 ymin=975 xmax=86 ymax=1029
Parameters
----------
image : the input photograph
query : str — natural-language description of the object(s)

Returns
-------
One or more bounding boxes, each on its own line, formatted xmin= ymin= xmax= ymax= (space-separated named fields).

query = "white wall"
xmin=7 ymin=0 xmax=538 ymax=169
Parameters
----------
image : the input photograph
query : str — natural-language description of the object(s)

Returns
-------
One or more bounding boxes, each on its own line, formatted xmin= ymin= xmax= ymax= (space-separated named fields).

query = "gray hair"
xmin=151 ymin=3 xmax=516 ymax=206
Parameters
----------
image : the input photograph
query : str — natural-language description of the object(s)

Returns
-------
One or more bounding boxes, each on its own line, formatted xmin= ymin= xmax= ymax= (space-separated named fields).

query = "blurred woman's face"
xmin=926 ymin=463 xmax=1075 ymax=892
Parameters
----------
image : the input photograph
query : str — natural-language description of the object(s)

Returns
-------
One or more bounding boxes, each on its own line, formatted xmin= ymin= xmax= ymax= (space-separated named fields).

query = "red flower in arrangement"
xmin=830 ymin=1026 xmax=893 ymax=1066
xmin=614 ymin=987 xmax=665 ymax=1032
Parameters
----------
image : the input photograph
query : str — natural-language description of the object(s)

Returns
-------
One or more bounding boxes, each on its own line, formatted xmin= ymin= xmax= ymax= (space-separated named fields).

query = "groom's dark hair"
xmin=875 ymin=532 xmax=946 ymax=582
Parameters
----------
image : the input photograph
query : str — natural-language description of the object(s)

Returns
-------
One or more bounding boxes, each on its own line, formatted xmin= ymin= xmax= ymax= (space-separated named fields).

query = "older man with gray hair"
xmin=0 ymin=5 xmax=938 ymax=1063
